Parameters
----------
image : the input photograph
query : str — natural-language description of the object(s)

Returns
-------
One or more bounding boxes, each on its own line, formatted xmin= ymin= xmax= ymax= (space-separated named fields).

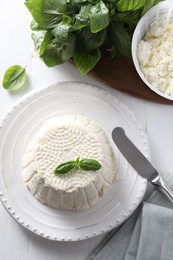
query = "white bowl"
xmin=132 ymin=0 xmax=173 ymax=100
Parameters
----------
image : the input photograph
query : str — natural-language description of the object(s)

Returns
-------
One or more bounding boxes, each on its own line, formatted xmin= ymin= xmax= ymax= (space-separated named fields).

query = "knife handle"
xmin=151 ymin=175 xmax=173 ymax=204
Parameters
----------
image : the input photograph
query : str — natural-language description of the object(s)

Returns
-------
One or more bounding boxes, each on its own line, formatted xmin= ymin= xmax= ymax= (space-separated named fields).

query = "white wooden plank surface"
xmin=1 ymin=1 xmax=173 ymax=260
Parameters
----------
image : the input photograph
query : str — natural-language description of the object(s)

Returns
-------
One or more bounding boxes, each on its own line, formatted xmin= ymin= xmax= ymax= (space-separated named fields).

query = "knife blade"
xmin=112 ymin=127 xmax=173 ymax=204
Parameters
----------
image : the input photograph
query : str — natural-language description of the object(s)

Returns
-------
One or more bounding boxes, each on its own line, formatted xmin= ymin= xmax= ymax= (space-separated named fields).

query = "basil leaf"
xmin=73 ymin=1 xmax=109 ymax=33
xmin=112 ymin=11 xmax=141 ymax=30
xmin=30 ymin=19 xmax=42 ymax=31
xmin=54 ymin=161 xmax=76 ymax=175
xmin=51 ymin=15 xmax=72 ymax=43
xmin=111 ymin=22 xmax=131 ymax=58
xmin=39 ymin=30 xmax=53 ymax=56
xmin=2 ymin=65 xmax=26 ymax=91
xmin=116 ymin=0 xmax=145 ymax=12
xmin=31 ymin=30 xmax=47 ymax=57
xmin=73 ymin=6 xmax=90 ymax=31
xmin=88 ymin=0 xmax=100 ymax=3
xmin=31 ymin=29 xmax=53 ymax=57
xmin=70 ymin=0 xmax=88 ymax=4
xmin=43 ymin=33 xmax=76 ymax=67
xmin=25 ymin=0 xmax=67 ymax=29
xmin=80 ymin=27 xmax=106 ymax=50
xmin=73 ymin=14 xmax=89 ymax=30
xmin=73 ymin=43 xmax=101 ymax=74
xmin=89 ymin=0 xmax=110 ymax=33
xmin=76 ymin=4 xmax=91 ymax=24
xmin=79 ymin=158 xmax=101 ymax=171
xmin=108 ymin=46 xmax=121 ymax=62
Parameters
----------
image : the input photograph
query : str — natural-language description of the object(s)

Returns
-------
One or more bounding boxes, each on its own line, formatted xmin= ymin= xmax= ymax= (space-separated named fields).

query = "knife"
xmin=112 ymin=127 xmax=173 ymax=204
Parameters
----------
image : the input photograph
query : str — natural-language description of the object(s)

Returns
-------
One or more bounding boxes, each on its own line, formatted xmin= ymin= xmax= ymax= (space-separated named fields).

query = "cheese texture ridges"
xmin=22 ymin=115 xmax=117 ymax=211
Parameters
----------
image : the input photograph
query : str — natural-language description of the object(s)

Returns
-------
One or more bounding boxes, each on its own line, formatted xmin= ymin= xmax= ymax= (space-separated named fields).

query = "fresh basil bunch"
xmin=25 ymin=0 xmax=163 ymax=74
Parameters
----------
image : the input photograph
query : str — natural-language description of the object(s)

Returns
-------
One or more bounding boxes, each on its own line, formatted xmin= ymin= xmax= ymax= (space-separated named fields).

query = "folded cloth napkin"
xmin=88 ymin=172 xmax=173 ymax=260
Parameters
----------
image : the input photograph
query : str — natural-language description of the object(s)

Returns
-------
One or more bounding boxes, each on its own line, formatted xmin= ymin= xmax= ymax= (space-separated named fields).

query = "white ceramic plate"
xmin=0 ymin=82 xmax=149 ymax=241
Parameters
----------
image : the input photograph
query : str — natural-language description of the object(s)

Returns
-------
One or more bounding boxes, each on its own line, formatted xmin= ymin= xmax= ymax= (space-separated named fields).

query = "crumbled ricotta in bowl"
xmin=137 ymin=21 xmax=173 ymax=96
xmin=22 ymin=115 xmax=117 ymax=211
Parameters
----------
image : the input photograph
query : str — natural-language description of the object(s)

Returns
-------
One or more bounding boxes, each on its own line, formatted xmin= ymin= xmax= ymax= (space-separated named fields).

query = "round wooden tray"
xmin=88 ymin=53 xmax=173 ymax=105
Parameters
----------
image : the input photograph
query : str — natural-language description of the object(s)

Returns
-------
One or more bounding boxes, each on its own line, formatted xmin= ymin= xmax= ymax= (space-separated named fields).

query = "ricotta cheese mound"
xmin=22 ymin=114 xmax=117 ymax=211
xmin=137 ymin=21 xmax=173 ymax=96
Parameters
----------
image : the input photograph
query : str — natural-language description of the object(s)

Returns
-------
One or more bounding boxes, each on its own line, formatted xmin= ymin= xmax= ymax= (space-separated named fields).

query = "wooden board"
xmin=87 ymin=53 xmax=173 ymax=105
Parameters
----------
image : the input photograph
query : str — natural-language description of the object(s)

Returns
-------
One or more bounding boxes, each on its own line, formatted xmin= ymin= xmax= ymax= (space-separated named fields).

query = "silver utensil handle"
xmin=151 ymin=175 xmax=173 ymax=204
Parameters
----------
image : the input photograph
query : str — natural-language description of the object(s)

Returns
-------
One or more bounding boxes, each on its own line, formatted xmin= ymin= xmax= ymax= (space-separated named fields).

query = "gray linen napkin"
xmin=88 ymin=172 xmax=173 ymax=260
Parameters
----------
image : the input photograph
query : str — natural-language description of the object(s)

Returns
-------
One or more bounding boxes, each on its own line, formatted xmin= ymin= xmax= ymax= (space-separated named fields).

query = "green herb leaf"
xmin=73 ymin=43 xmax=101 ymax=74
xmin=43 ymin=33 xmax=76 ymax=67
xmin=89 ymin=0 xmax=110 ymax=33
xmin=70 ymin=0 xmax=88 ymax=4
xmin=108 ymin=46 xmax=121 ymax=62
xmin=110 ymin=22 xmax=131 ymax=58
xmin=2 ymin=65 xmax=26 ymax=91
xmin=51 ymin=15 xmax=72 ymax=43
xmin=80 ymin=27 xmax=107 ymax=51
xmin=54 ymin=161 xmax=76 ymax=175
xmin=79 ymin=158 xmax=102 ymax=171
xmin=39 ymin=30 xmax=53 ymax=56
xmin=30 ymin=19 xmax=43 ymax=31
xmin=115 ymin=0 xmax=145 ymax=12
xmin=31 ymin=28 xmax=53 ymax=57
xmin=112 ymin=11 xmax=141 ymax=30
xmin=31 ymin=30 xmax=47 ymax=57
xmin=73 ymin=14 xmax=89 ymax=30
xmin=25 ymin=0 xmax=67 ymax=29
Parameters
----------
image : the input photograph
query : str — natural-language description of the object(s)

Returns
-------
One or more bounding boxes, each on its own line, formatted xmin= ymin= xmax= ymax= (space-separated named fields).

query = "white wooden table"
xmin=1 ymin=1 xmax=173 ymax=259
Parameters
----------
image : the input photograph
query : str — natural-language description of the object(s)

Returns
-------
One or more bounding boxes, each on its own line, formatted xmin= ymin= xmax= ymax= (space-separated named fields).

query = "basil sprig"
xmin=54 ymin=157 xmax=101 ymax=175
